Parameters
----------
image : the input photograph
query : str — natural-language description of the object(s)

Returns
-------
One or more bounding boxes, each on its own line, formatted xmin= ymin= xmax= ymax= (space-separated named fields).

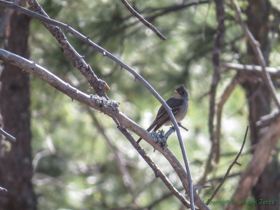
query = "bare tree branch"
xmin=144 ymin=0 xmax=209 ymax=21
xmin=206 ymin=126 xmax=249 ymax=205
xmin=222 ymin=63 xmax=280 ymax=80
xmin=120 ymin=0 xmax=166 ymax=40
xmin=232 ymin=0 xmax=280 ymax=110
xmin=87 ymin=108 xmax=138 ymax=204
xmin=256 ymin=110 xmax=280 ymax=128
xmin=197 ymin=0 xmax=226 ymax=186
xmin=215 ymin=74 xmax=245 ymax=162
xmin=0 ymin=0 xmax=110 ymax=98
xmin=225 ymin=122 xmax=280 ymax=210
xmin=0 ymin=1 xmax=195 ymax=204
xmin=117 ymin=126 xmax=191 ymax=209
xmin=95 ymin=0 xmax=210 ymax=47
xmin=0 ymin=126 xmax=16 ymax=142
xmin=26 ymin=0 xmax=110 ymax=98
xmin=0 ymin=49 xmax=210 ymax=210
xmin=209 ymin=0 xmax=226 ymax=164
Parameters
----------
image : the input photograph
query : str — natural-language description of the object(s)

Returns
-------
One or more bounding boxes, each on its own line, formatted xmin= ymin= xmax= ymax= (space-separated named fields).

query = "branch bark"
xmin=0 ymin=1 xmax=195 ymax=204
xmin=206 ymin=126 xmax=248 ymax=205
xmin=87 ymin=108 xmax=138 ymax=204
xmin=0 ymin=48 xmax=210 ymax=210
xmin=209 ymin=0 xmax=225 ymax=164
xmin=222 ymin=63 xmax=280 ymax=80
xmin=232 ymin=0 xmax=280 ymax=110
xmin=215 ymin=74 xmax=245 ymax=156
xmin=225 ymin=121 xmax=280 ymax=210
xmin=120 ymin=0 xmax=166 ymax=40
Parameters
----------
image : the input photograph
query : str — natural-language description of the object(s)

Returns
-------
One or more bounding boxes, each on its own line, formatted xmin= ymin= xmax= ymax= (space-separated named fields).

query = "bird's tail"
xmin=137 ymin=121 xmax=156 ymax=143
xmin=136 ymin=137 xmax=142 ymax=143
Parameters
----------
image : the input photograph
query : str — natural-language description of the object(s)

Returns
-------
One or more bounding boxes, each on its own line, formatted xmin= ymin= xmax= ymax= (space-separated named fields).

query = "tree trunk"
xmin=243 ymin=0 xmax=280 ymax=209
xmin=0 ymin=9 xmax=37 ymax=210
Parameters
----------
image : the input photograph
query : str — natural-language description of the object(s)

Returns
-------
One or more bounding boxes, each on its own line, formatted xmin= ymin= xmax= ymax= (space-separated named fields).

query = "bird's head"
xmin=174 ymin=85 xmax=189 ymax=100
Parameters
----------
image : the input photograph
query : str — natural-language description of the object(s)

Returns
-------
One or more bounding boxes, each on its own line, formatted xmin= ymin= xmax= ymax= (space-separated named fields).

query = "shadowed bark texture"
xmin=243 ymin=0 xmax=279 ymax=210
xmin=0 ymin=10 xmax=37 ymax=210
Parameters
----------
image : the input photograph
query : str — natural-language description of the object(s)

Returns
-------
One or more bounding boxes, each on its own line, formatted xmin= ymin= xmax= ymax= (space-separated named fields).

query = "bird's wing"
xmin=138 ymin=98 xmax=184 ymax=143
xmin=152 ymin=98 xmax=184 ymax=131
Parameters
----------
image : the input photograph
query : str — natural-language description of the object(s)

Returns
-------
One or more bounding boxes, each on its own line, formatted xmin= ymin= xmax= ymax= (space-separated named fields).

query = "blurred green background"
xmin=22 ymin=0 xmax=280 ymax=209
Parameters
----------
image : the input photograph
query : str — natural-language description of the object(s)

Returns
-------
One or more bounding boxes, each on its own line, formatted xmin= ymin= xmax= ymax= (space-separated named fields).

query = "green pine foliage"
xmin=27 ymin=0 xmax=280 ymax=209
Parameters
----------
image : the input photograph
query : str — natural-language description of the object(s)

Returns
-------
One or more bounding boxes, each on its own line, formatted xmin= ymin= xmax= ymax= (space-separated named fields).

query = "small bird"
xmin=137 ymin=85 xmax=189 ymax=143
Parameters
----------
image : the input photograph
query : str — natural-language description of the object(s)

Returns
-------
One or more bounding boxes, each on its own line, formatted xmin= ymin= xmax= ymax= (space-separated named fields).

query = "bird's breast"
xmin=163 ymin=100 xmax=188 ymax=126
xmin=176 ymin=101 xmax=188 ymax=122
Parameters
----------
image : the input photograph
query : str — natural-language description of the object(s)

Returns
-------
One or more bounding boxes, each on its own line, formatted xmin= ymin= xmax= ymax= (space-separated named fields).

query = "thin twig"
xmin=120 ymin=0 xmax=166 ymax=40
xmin=87 ymin=108 xmax=138 ymax=203
xmin=0 ymin=126 xmax=16 ymax=142
xmin=226 ymin=122 xmax=280 ymax=210
xmin=232 ymin=0 xmax=280 ymax=110
xmin=206 ymin=126 xmax=249 ymax=205
xmin=215 ymin=74 xmax=244 ymax=162
xmin=117 ymin=125 xmax=191 ymax=209
xmin=94 ymin=0 xmax=210 ymax=51
xmin=145 ymin=0 xmax=209 ymax=21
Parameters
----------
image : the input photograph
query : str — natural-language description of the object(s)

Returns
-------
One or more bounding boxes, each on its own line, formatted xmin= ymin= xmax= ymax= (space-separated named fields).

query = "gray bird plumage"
xmin=137 ymin=85 xmax=189 ymax=143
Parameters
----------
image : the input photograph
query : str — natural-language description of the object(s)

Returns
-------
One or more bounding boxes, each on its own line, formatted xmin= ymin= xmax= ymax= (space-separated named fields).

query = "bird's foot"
xmin=150 ymin=130 xmax=168 ymax=149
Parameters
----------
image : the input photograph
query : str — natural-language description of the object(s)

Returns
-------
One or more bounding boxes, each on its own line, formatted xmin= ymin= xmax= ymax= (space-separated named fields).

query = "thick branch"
xmin=0 ymin=49 xmax=210 ymax=210
xmin=118 ymin=126 xmax=191 ymax=208
xmin=0 ymin=1 xmax=195 ymax=203
xmin=222 ymin=63 xmax=280 ymax=79
xmin=256 ymin=110 xmax=280 ymax=128
xmin=232 ymin=0 xmax=280 ymax=110
xmin=225 ymin=121 xmax=280 ymax=210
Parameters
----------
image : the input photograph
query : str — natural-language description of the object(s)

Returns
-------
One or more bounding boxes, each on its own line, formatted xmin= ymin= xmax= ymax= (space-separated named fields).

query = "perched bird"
xmin=137 ymin=85 xmax=189 ymax=143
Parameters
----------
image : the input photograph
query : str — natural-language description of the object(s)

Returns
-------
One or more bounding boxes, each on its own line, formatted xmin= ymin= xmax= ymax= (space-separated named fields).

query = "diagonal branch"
xmin=120 ymin=0 xmax=166 ymax=40
xmin=87 ymin=108 xmax=138 ymax=204
xmin=232 ymin=0 xmax=280 ymax=110
xmin=206 ymin=126 xmax=249 ymax=205
xmin=0 ymin=2 xmax=195 ymax=205
xmin=117 ymin=126 xmax=191 ymax=209
xmin=0 ymin=126 xmax=16 ymax=142
xmin=26 ymin=0 xmax=109 ymax=98
xmin=225 ymin=121 xmax=280 ymax=210
xmin=144 ymin=0 xmax=209 ymax=21
xmin=27 ymin=0 xmax=194 ymax=207
xmin=0 ymin=48 xmax=210 ymax=210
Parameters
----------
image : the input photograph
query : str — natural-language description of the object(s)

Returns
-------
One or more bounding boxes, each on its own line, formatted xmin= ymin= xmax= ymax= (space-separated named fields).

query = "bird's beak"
xmin=174 ymin=90 xmax=179 ymax=95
